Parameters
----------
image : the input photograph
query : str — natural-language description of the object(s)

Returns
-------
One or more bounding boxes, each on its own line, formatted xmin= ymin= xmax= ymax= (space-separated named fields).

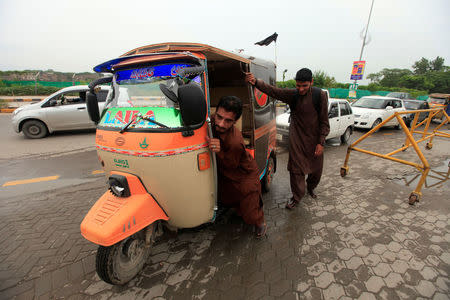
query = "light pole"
xmin=34 ymin=71 xmax=41 ymax=95
xmin=353 ymin=0 xmax=375 ymax=89
xmin=283 ymin=69 xmax=288 ymax=82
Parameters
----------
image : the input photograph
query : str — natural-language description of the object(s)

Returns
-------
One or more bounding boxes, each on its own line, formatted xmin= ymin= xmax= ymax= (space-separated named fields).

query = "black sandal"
xmin=285 ymin=198 xmax=299 ymax=210
xmin=307 ymin=189 xmax=317 ymax=199
xmin=256 ymin=222 xmax=267 ymax=238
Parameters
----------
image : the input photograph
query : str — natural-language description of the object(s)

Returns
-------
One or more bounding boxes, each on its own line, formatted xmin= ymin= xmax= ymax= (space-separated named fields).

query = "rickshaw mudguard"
xmin=80 ymin=171 xmax=168 ymax=246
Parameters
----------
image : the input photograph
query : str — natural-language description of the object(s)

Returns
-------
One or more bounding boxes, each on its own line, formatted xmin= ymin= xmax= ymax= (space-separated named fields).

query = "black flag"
xmin=255 ymin=32 xmax=278 ymax=46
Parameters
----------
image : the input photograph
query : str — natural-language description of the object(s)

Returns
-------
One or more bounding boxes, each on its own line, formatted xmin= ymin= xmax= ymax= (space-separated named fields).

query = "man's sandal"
xmin=256 ymin=223 xmax=267 ymax=238
xmin=307 ymin=189 xmax=317 ymax=199
xmin=285 ymin=198 xmax=299 ymax=210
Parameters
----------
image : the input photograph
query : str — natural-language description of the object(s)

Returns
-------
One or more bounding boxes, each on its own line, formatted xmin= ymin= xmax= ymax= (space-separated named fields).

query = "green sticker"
xmin=100 ymin=107 xmax=182 ymax=128
xmin=114 ymin=158 xmax=129 ymax=168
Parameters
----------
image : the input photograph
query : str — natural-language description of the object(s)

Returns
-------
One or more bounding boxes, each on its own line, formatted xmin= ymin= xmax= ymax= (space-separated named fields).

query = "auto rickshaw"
xmin=428 ymin=93 xmax=450 ymax=121
xmin=80 ymin=43 xmax=277 ymax=285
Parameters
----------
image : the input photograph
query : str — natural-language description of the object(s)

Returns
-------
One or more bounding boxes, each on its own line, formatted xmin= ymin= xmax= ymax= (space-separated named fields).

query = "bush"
xmin=0 ymin=85 xmax=60 ymax=96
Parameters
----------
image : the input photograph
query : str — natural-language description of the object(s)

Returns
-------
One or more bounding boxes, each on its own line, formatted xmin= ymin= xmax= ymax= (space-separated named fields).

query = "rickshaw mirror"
xmin=177 ymin=83 xmax=207 ymax=127
xmin=86 ymin=92 xmax=100 ymax=124
xmin=159 ymin=78 xmax=180 ymax=103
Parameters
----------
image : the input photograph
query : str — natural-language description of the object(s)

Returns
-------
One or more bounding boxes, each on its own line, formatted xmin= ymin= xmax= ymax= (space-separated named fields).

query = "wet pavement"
xmin=1 ymin=127 xmax=449 ymax=299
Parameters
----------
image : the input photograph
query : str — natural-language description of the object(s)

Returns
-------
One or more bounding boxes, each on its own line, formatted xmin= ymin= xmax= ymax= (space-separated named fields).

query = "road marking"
xmin=92 ymin=170 xmax=105 ymax=175
xmin=383 ymin=133 xmax=394 ymax=135
xmin=2 ymin=175 xmax=60 ymax=187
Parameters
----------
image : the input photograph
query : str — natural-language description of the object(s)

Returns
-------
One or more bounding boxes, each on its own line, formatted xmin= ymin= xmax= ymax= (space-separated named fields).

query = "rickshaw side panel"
xmin=250 ymin=61 xmax=277 ymax=177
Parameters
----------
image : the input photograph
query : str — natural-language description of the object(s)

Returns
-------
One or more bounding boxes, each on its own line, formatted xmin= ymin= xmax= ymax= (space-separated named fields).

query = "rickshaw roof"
xmin=94 ymin=42 xmax=275 ymax=73
xmin=429 ymin=93 xmax=450 ymax=99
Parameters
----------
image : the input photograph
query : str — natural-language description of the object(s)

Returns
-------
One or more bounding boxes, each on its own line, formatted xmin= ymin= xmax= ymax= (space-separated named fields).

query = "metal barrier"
xmin=340 ymin=107 xmax=450 ymax=205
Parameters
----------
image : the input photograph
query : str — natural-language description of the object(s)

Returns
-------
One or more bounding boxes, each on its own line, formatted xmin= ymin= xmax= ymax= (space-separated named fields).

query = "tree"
xmin=379 ymin=68 xmax=413 ymax=87
xmin=412 ymin=57 xmax=431 ymax=74
xmin=313 ymin=70 xmax=336 ymax=88
xmin=367 ymin=72 xmax=382 ymax=83
xmin=430 ymin=56 xmax=445 ymax=71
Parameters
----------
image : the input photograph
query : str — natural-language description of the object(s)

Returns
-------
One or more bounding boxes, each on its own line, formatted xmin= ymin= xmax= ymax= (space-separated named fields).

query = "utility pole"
xmin=72 ymin=73 xmax=76 ymax=86
xmin=351 ymin=0 xmax=375 ymax=94
xmin=34 ymin=71 xmax=41 ymax=95
xmin=358 ymin=0 xmax=375 ymax=62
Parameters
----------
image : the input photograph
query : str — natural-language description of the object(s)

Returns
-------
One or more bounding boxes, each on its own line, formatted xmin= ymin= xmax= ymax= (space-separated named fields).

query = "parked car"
xmin=276 ymin=98 xmax=354 ymax=144
xmin=385 ymin=92 xmax=414 ymax=100
xmin=403 ymin=99 xmax=430 ymax=127
xmin=351 ymin=96 xmax=406 ymax=130
xmin=12 ymin=85 xmax=115 ymax=139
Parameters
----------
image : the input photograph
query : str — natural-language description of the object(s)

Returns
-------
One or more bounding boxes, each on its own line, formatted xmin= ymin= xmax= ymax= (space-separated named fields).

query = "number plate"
xmin=276 ymin=134 xmax=283 ymax=140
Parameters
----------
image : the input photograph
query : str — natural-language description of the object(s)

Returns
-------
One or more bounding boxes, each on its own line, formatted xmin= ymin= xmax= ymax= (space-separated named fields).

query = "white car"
xmin=12 ymin=85 xmax=112 ymax=139
xmin=351 ymin=96 xmax=406 ymax=130
xmin=276 ymin=98 xmax=355 ymax=144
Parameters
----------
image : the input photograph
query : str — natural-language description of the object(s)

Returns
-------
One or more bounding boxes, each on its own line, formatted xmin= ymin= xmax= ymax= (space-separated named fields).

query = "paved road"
xmin=0 ymin=114 xmax=96 ymax=161
xmin=0 ymin=121 xmax=449 ymax=299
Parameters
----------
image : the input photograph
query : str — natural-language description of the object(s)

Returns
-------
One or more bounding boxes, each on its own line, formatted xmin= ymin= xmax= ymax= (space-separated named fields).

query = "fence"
xmin=2 ymin=80 xmax=85 ymax=87
xmin=340 ymin=107 xmax=449 ymax=205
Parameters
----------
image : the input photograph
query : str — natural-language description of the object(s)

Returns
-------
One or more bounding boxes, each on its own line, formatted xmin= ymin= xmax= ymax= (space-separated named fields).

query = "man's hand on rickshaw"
xmin=245 ymin=72 xmax=256 ymax=86
xmin=206 ymin=136 xmax=221 ymax=153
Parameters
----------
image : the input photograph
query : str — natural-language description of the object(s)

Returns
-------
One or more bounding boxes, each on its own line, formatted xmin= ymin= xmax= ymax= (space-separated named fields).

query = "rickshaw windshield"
xmin=99 ymin=63 xmax=202 ymax=130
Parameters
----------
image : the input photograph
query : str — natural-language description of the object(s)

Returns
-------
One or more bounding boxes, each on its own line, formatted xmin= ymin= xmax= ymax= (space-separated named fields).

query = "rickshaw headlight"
xmin=108 ymin=175 xmax=130 ymax=197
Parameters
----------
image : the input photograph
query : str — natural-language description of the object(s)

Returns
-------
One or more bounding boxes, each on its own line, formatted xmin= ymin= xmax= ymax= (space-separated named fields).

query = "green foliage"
xmin=366 ymin=56 xmax=448 ymax=94
xmin=312 ymin=70 xmax=336 ymax=89
xmin=0 ymin=85 xmax=60 ymax=96
xmin=430 ymin=56 xmax=445 ymax=71
xmin=412 ymin=57 xmax=431 ymax=75
xmin=277 ymin=79 xmax=296 ymax=88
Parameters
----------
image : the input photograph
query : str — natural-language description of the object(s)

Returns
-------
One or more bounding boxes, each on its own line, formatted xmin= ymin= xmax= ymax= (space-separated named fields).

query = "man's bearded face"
xmin=214 ymin=107 xmax=237 ymax=133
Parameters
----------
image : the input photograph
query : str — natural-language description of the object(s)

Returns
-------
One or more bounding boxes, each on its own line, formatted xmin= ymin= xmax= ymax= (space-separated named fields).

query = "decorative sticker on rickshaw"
xmin=99 ymin=107 xmax=182 ymax=129
xmin=97 ymin=142 xmax=209 ymax=158
xmin=114 ymin=158 xmax=129 ymax=168
xmin=116 ymin=64 xmax=193 ymax=82
xmin=254 ymin=88 xmax=269 ymax=107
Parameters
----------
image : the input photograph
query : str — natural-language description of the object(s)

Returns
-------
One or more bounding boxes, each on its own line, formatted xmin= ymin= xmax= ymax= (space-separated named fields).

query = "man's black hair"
xmin=295 ymin=68 xmax=313 ymax=82
xmin=217 ymin=96 xmax=243 ymax=120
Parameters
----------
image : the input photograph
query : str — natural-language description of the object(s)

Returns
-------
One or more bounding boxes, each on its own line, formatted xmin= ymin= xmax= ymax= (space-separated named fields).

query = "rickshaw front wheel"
xmin=96 ymin=226 xmax=153 ymax=285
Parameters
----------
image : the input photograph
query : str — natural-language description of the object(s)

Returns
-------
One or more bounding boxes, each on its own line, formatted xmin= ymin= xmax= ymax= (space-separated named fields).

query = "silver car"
xmin=11 ymin=85 xmax=111 ymax=138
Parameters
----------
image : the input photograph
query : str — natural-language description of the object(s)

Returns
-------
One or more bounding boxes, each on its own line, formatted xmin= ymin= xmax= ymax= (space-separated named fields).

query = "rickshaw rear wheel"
xmin=96 ymin=226 xmax=154 ymax=285
xmin=262 ymin=157 xmax=275 ymax=193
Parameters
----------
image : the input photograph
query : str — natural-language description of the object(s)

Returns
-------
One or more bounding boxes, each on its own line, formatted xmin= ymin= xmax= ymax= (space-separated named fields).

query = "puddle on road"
xmin=392 ymin=159 xmax=450 ymax=190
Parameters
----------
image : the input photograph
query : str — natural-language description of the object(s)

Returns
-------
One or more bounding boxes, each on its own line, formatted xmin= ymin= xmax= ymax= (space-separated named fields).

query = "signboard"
xmin=349 ymin=83 xmax=358 ymax=90
xmin=350 ymin=61 xmax=366 ymax=80
xmin=348 ymin=82 xmax=358 ymax=99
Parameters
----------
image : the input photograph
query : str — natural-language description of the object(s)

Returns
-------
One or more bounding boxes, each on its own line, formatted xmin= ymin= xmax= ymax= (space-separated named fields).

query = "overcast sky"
xmin=1 ymin=0 xmax=449 ymax=85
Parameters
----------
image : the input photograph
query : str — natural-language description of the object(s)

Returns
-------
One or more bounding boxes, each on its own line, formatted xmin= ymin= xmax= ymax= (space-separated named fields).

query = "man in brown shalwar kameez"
xmin=246 ymin=68 xmax=330 ymax=209
xmin=207 ymin=96 xmax=267 ymax=237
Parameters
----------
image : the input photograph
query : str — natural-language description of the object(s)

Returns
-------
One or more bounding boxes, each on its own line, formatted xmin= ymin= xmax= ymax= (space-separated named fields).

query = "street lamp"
xmin=352 ymin=0 xmax=375 ymax=91
xmin=283 ymin=69 xmax=288 ymax=82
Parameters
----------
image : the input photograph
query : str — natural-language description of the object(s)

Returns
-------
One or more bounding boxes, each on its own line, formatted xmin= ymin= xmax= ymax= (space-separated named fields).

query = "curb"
xmin=0 ymin=108 xmax=16 ymax=113
xmin=0 ymin=98 xmax=41 ymax=102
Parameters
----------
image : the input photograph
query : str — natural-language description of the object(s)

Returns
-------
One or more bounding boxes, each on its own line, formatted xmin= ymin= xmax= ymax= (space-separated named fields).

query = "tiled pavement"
xmin=1 ymin=129 xmax=449 ymax=299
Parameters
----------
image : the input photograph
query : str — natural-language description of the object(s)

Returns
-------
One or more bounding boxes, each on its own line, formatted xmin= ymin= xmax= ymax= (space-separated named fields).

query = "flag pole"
xmin=274 ymin=41 xmax=277 ymax=66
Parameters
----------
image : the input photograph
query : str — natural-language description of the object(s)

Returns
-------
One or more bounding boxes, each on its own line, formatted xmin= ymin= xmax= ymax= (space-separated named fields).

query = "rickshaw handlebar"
xmin=177 ymin=66 xmax=205 ymax=78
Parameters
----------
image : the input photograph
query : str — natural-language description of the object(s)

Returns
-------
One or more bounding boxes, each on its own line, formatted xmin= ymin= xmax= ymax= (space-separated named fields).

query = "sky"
xmin=0 ymin=0 xmax=449 ymax=85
